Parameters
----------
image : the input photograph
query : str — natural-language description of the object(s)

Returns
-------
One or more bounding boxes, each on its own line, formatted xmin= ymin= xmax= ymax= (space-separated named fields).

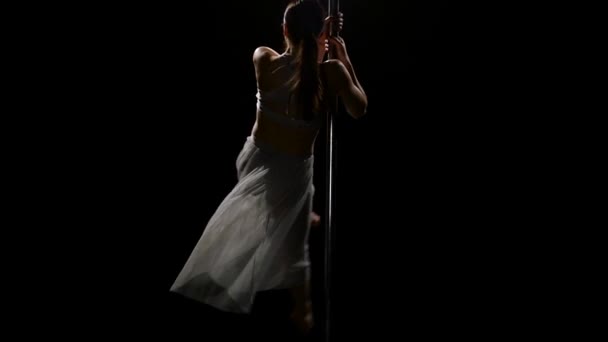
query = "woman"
xmin=170 ymin=0 xmax=367 ymax=336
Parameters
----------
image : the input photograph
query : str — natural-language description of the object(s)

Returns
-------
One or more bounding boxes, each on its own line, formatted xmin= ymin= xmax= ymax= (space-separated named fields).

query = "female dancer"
xmin=171 ymin=0 xmax=367 ymax=335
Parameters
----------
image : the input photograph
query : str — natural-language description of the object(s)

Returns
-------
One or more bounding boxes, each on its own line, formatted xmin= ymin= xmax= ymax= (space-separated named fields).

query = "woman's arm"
xmin=289 ymin=279 xmax=314 ymax=334
xmin=323 ymin=50 xmax=368 ymax=119
xmin=320 ymin=17 xmax=367 ymax=119
xmin=330 ymin=36 xmax=366 ymax=96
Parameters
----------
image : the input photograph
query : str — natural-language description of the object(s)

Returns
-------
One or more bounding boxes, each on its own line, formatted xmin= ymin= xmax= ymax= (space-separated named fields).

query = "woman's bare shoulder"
xmin=320 ymin=59 xmax=349 ymax=90
xmin=253 ymin=46 xmax=281 ymax=65
xmin=321 ymin=58 xmax=347 ymax=75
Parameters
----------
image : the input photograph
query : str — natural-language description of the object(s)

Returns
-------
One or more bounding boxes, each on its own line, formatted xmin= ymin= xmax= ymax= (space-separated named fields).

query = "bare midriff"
xmin=251 ymin=110 xmax=320 ymax=157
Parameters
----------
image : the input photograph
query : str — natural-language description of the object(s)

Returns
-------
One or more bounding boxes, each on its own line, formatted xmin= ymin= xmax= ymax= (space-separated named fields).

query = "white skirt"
xmin=170 ymin=136 xmax=315 ymax=314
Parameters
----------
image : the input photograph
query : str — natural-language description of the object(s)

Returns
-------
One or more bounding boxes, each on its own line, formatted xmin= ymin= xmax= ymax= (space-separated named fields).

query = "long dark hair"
xmin=284 ymin=0 xmax=325 ymax=121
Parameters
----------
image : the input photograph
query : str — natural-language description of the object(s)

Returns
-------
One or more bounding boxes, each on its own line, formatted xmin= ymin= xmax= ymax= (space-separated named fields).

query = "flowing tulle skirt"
xmin=170 ymin=136 xmax=314 ymax=314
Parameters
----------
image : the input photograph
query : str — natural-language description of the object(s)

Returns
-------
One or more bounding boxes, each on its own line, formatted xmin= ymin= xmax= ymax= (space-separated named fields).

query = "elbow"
xmin=349 ymin=107 xmax=367 ymax=120
xmin=353 ymin=99 xmax=368 ymax=119
xmin=343 ymin=94 xmax=368 ymax=119
xmin=353 ymin=107 xmax=367 ymax=119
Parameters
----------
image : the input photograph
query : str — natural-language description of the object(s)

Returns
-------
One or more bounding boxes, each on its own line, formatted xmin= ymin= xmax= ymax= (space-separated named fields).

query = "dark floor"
xmin=168 ymin=289 xmax=322 ymax=341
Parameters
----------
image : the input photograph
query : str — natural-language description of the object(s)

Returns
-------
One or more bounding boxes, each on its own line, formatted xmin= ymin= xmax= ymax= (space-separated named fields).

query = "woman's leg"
xmin=289 ymin=275 xmax=314 ymax=335
xmin=310 ymin=211 xmax=321 ymax=227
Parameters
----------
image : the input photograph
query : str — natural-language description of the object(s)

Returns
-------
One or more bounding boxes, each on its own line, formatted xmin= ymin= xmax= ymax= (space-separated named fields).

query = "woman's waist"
xmin=248 ymin=135 xmax=315 ymax=161
xmin=251 ymin=125 xmax=317 ymax=159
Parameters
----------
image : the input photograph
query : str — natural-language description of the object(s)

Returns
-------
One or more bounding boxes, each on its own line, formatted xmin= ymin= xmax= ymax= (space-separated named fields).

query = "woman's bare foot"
xmin=290 ymin=301 xmax=314 ymax=335
xmin=310 ymin=211 xmax=321 ymax=228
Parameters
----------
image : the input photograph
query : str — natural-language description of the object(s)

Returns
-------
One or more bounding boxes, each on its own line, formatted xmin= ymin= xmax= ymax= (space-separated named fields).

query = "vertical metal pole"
xmin=325 ymin=1 xmax=339 ymax=341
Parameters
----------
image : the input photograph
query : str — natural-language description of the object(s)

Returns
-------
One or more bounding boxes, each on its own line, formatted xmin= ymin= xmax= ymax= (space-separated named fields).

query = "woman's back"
xmin=249 ymin=1 xmax=366 ymax=158
xmin=251 ymin=48 xmax=324 ymax=157
xmin=250 ymin=49 xmax=366 ymax=157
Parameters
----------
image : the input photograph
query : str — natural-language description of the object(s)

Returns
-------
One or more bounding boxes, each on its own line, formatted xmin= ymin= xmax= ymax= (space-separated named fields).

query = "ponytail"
xmin=290 ymin=34 xmax=322 ymax=121
xmin=284 ymin=0 xmax=325 ymax=121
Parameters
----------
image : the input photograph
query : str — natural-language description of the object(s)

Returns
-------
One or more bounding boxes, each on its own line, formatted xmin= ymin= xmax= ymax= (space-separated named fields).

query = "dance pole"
xmin=325 ymin=0 xmax=339 ymax=341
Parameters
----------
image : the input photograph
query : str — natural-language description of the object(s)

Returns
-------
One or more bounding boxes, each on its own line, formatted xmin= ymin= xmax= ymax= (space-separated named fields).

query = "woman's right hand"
xmin=319 ymin=12 xmax=343 ymax=52
xmin=326 ymin=36 xmax=349 ymax=62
